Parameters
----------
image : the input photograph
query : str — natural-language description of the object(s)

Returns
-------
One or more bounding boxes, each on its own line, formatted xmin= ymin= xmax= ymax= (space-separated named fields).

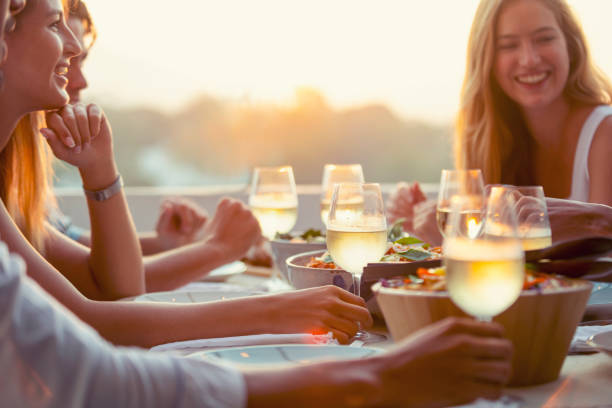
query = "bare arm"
xmin=43 ymin=104 xmax=144 ymax=299
xmin=546 ymin=198 xmax=612 ymax=243
xmin=588 ymin=116 xmax=612 ymax=206
xmin=71 ymin=197 xmax=209 ymax=256
xmin=143 ymin=198 xmax=262 ymax=292
xmin=3 ymin=201 xmax=371 ymax=346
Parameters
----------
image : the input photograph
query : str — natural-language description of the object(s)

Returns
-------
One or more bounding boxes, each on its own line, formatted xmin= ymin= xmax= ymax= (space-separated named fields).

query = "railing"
xmin=55 ymin=183 xmax=439 ymax=232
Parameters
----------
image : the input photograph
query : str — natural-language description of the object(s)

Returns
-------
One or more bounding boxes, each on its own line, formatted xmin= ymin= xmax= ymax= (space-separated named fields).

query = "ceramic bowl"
xmin=270 ymin=239 xmax=327 ymax=281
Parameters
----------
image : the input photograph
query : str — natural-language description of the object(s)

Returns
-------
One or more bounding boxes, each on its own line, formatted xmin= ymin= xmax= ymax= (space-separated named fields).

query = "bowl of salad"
xmin=270 ymin=229 xmax=327 ymax=281
xmin=372 ymin=268 xmax=592 ymax=386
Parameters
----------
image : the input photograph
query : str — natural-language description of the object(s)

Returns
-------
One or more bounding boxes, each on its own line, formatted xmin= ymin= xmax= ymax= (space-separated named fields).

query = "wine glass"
xmin=436 ymin=169 xmax=485 ymax=239
xmin=248 ymin=166 xmax=298 ymax=240
xmin=320 ymin=164 xmax=364 ymax=226
xmin=326 ymin=183 xmax=387 ymax=343
xmin=444 ymin=187 xmax=525 ymax=322
xmin=512 ymin=186 xmax=552 ymax=251
xmin=444 ymin=187 xmax=525 ymax=405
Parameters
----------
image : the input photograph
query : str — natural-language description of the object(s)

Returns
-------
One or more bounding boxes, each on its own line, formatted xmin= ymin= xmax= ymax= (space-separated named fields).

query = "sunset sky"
xmin=82 ymin=0 xmax=612 ymax=123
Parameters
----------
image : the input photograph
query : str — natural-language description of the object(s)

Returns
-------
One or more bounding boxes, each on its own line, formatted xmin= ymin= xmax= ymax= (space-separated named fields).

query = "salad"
xmin=306 ymin=218 xmax=441 ymax=269
xmin=274 ymin=229 xmax=326 ymax=244
xmin=380 ymin=265 xmax=575 ymax=293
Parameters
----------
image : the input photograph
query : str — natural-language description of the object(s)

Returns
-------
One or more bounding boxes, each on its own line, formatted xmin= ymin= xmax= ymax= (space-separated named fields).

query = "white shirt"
xmin=0 ymin=242 xmax=247 ymax=408
xmin=568 ymin=105 xmax=612 ymax=202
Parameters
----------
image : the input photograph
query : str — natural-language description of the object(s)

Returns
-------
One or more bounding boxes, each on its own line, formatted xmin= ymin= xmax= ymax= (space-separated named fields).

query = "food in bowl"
xmin=306 ymin=237 xmax=441 ymax=269
xmin=373 ymin=273 xmax=592 ymax=386
xmin=285 ymin=250 xmax=353 ymax=291
xmin=270 ymin=229 xmax=327 ymax=280
xmin=379 ymin=265 xmax=577 ymax=292
xmin=275 ymin=229 xmax=326 ymax=243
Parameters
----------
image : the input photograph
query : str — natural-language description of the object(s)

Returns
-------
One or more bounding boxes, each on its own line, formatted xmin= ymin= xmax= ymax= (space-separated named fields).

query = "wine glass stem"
xmin=353 ymin=273 xmax=363 ymax=331
xmin=476 ymin=316 xmax=492 ymax=323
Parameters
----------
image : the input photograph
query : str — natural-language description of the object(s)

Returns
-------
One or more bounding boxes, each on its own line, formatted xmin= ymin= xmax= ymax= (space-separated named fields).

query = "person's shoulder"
xmin=588 ymin=108 xmax=612 ymax=172
xmin=593 ymin=109 xmax=612 ymax=145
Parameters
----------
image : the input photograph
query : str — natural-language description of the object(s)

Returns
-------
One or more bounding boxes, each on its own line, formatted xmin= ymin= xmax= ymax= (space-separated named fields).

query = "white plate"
xmin=587 ymin=330 xmax=612 ymax=357
xmin=200 ymin=261 xmax=247 ymax=282
xmin=188 ymin=344 xmax=382 ymax=368
xmin=133 ymin=289 xmax=262 ymax=303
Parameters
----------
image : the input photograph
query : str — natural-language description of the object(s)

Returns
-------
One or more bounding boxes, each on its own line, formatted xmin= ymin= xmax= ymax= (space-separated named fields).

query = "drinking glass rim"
xmin=332 ymin=182 xmax=380 ymax=188
xmin=323 ymin=163 xmax=363 ymax=169
xmin=252 ymin=165 xmax=294 ymax=173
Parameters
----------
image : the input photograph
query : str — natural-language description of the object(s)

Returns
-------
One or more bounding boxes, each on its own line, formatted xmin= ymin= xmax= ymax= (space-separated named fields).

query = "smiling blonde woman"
xmin=456 ymin=0 xmax=612 ymax=205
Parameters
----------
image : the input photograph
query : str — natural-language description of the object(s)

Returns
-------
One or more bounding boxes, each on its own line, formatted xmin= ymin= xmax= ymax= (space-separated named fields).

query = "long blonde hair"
xmin=0 ymin=112 xmax=55 ymax=252
xmin=455 ymin=0 xmax=612 ymax=184
xmin=0 ymin=0 xmax=74 ymax=252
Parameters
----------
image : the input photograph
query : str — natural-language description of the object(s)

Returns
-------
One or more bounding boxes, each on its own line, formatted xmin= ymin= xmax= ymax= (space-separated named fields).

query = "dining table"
xmin=148 ymin=263 xmax=612 ymax=408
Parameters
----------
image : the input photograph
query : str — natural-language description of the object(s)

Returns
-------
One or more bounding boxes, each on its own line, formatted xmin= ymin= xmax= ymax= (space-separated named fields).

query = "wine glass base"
xmin=352 ymin=330 xmax=387 ymax=344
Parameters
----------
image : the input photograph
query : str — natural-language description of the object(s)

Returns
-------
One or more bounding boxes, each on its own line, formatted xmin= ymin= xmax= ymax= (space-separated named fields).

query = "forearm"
xmin=80 ymin=160 xmax=145 ymax=298
xmin=80 ymin=294 xmax=283 ymax=347
xmin=139 ymin=232 xmax=166 ymax=255
xmin=245 ymin=359 xmax=382 ymax=408
xmin=143 ymin=241 xmax=229 ymax=292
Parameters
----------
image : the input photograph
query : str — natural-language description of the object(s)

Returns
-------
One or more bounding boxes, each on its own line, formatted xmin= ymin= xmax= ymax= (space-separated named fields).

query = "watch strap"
xmin=83 ymin=175 xmax=123 ymax=202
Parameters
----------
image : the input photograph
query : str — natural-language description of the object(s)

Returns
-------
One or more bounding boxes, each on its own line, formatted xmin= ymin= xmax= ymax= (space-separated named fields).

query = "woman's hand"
xmin=41 ymin=103 xmax=113 ymax=173
xmin=412 ymin=199 xmax=443 ymax=246
xmin=265 ymin=285 xmax=373 ymax=344
xmin=386 ymin=181 xmax=427 ymax=232
xmin=155 ymin=197 xmax=208 ymax=251
xmin=200 ymin=197 xmax=263 ymax=264
xmin=373 ymin=317 xmax=513 ymax=407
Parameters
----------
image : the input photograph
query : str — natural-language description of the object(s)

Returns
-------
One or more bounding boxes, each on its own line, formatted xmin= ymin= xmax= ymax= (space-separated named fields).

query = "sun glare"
xmin=83 ymin=0 xmax=611 ymax=122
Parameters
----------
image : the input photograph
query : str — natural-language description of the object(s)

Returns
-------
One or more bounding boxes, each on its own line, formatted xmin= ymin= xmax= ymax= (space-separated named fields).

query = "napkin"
xmin=569 ymin=323 xmax=612 ymax=354
xmin=150 ymin=333 xmax=339 ymax=355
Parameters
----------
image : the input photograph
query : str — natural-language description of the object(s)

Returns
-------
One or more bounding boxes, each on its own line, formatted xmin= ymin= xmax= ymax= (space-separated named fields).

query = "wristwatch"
xmin=83 ymin=175 xmax=123 ymax=202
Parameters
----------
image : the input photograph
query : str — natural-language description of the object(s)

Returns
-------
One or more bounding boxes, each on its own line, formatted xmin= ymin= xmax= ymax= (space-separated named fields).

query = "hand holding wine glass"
xmin=326 ymin=183 xmax=386 ymax=343
xmin=443 ymin=186 xmax=524 ymax=405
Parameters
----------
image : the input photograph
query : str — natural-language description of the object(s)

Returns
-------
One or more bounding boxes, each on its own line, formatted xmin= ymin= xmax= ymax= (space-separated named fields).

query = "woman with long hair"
xmin=0 ymin=0 xmax=371 ymax=347
xmin=388 ymin=0 xmax=612 ymax=245
xmin=456 ymin=0 xmax=612 ymax=204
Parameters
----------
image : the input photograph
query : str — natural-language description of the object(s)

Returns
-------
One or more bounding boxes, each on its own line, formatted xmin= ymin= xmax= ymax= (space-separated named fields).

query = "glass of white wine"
xmin=437 ymin=169 xmax=485 ymax=239
xmin=320 ymin=164 xmax=364 ymax=226
xmin=327 ymin=183 xmax=387 ymax=343
xmin=444 ymin=187 xmax=525 ymax=322
xmin=248 ymin=166 xmax=298 ymax=240
xmin=512 ymin=186 xmax=552 ymax=251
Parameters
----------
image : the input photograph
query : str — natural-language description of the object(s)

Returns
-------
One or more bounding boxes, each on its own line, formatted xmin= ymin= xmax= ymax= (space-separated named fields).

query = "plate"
xmin=188 ymin=344 xmax=382 ymax=367
xmin=588 ymin=283 xmax=612 ymax=305
xmin=200 ymin=261 xmax=247 ymax=282
xmin=133 ymin=289 xmax=262 ymax=303
xmin=587 ymin=330 xmax=612 ymax=356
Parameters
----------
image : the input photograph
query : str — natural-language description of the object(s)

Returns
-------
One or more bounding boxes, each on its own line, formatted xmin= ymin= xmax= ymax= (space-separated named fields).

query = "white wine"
xmin=251 ymin=205 xmax=298 ymax=239
xmin=444 ymin=238 xmax=524 ymax=319
xmin=437 ymin=208 xmax=483 ymax=239
xmin=520 ymin=228 xmax=552 ymax=251
xmin=321 ymin=198 xmax=364 ymax=227
xmin=250 ymin=194 xmax=298 ymax=239
xmin=320 ymin=200 xmax=330 ymax=227
xmin=326 ymin=227 xmax=388 ymax=275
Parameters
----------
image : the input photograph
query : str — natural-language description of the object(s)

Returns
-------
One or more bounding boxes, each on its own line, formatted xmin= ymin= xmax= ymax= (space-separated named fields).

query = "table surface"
xmin=230 ymin=269 xmax=612 ymax=407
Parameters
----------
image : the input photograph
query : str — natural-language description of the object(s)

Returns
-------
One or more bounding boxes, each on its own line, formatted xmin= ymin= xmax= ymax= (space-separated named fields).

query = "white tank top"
xmin=568 ymin=105 xmax=612 ymax=202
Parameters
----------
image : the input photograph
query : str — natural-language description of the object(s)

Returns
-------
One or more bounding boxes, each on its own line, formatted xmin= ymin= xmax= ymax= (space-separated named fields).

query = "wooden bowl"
xmin=373 ymin=280 xmax=593 ymax=386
